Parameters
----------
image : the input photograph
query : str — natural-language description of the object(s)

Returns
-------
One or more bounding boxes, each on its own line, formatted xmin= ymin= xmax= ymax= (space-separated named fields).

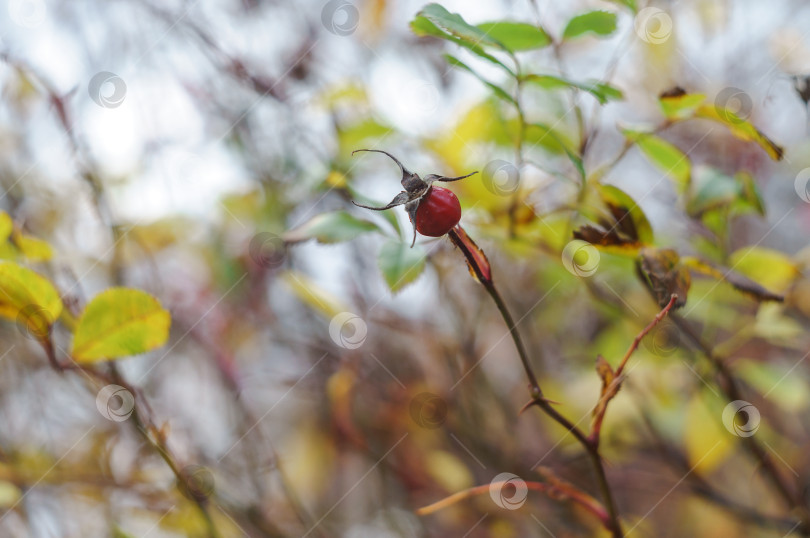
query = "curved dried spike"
xmin=423 ymin=171 xmax=479 ymax=183
xmin=405 ymin=200 xmax=420 ymax=248
xmin=351 ymin=191 xmax=410 ymax=211
xmin=352 ymin=149 xmax=413 ymax=176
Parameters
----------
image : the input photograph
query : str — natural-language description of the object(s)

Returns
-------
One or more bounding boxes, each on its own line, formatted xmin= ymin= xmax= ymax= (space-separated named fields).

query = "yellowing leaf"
xmin=728 ymin=247 xmax=799 ymax=295
xmin=695 ymin=104 xmax=783 ymax=161
xmin=0 ymin=261 xmax=62 ymax=340
xmin=71 ymin=288 xmax=171 ymax=362
xmin=659 ymin=90 xmax=783 ymax=160
xmin=659 ymin=91 xmax=706 ymax=119
xmin=600 ymin=184 xmax=654 ymax=244
xmin=681 ymin=255 xmax=783 ymax=302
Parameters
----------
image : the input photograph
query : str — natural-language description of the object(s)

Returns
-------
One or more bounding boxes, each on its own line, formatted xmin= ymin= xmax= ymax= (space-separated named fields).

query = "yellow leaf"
xmin=280 ymin=270 xmax=348 ymax=319
xmin=12 ymin=232 xmax=52 ymax=262
xmin=0 ymin=481 xmax=20 ymax=507
xmin=0 ymin=242 xmax=18 ymax=261
xmin=71 ymin=288 xmax=171 ymax=362
xmin=0 ymin=212 xmax=11 ymax=243
xmin=427 ymin=100 xmax=510 ymax=175
xmin=728 ymin=246 xmax=799 ymax=294
xmin=325 ymin=171 xmax=347 ymax=188
xmin=0 ymin=261 xmax=62 ymax=340
xmin=683 ymin=394 xmax=733 ymax=473
xmin=280 ymin=421 xmax=335 ymax=502
xmin=424 ymin=450 xmax=473 ymax=492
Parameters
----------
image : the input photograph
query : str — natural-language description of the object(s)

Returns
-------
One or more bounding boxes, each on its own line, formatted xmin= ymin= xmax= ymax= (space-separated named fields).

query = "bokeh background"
xmin=1 ymin=0 xmax=810 ymax=536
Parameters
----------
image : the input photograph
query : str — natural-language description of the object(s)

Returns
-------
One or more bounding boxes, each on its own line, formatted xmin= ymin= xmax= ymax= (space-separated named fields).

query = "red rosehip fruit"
xmin=415 ymin=186 xmax=462 ymax=237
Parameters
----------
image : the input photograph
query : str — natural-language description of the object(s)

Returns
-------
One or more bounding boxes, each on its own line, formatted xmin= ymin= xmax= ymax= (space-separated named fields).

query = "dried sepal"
xmin=423 ymin=171 xmax=479 ymax=183
xmin=352 ymin=191 xmax=411 ymax=211
xmin=351 ymin=149 xmax=476 ymax=247
xmin=352 ymin=149 xmax=425 ymax=192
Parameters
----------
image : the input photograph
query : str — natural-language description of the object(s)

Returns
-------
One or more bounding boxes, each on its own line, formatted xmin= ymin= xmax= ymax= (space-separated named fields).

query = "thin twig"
xmin=416 ymin=479 xmax=609 ymax=524
xmin=670 ymin=314 xmax=810 ymax=533
xmin=590 ymin=294 xmax=679 ymax=445
xmin=447 ymin=226 xmax=624 ymax=537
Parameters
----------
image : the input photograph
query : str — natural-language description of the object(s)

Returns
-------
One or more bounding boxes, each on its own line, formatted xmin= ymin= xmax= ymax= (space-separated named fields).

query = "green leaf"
xmin=599 ymin=184 xmax=654 ymax=244
xmin=0 ymin=212 xmax=11 ymax=243
xmin=411 ymin=14 xmax=514 ymax=74
xmin=71 ymin=288 xmax=171 ymax=362
xmin=687 ymin=168 xmax=738 ymax=216
xmin=337 ymin=119 xmax=393 ymax=156
xmin=686 ymin=167 xmax=765 ymax=217
xmin=414 ymin=4 xmax=502 ymax=49
xmin=0 ymin=261 xmax=62 ymax=340
xmin=283 ymin=211 xmax=380 ymax=244
xmin=523 ymin=74 xmax=623 ymax=104
xmin=562 ymin=11 xmax=617 ymax=40
xmin=476 ymin=21 xmax=551 ymax=52
xmin=733 ymin=171 xmax=765 ymax=216
xmin=525 ymin=122 xmax=584 ymax=178
xmin=444 ymin=54 xmax=516 ymax=104
xmin=377 ymin=240 xmax=426 ymax=292
xmin=622 ymin=129 xmax=690 ymax=192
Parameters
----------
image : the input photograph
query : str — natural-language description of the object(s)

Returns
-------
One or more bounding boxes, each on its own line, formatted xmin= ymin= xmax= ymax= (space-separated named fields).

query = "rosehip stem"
xmin=448 ymin=226 xmax=541 ymax=396
xmin=448 ymin=225 xmax=623 ymax=537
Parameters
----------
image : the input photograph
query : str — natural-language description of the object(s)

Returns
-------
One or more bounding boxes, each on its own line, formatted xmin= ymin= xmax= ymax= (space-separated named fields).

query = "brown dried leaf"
xmin=638 ymin=248 xmax=690 ymax=308
xmin=592 ymin=355 xmax=618 ymax=423
xmin=573 ymin=224 xmax=637 ymax=248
